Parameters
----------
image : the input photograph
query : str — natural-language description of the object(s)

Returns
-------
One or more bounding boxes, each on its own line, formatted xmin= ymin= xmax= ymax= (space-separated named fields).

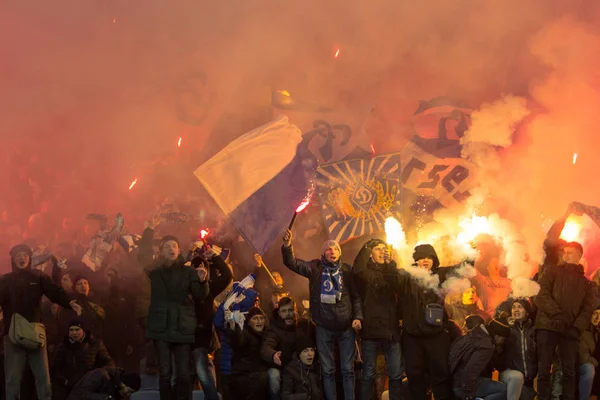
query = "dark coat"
xmin=51 ymin=334 xmax=115 ymax=399
xmin=138 ymin=228 xmax=209 ymax=343
xmin=535 ymin=263 xmax=594 ymax=334
xmin=67 ymin=367 xmax=122 ymax=400
xmin=228 ymin=323 xmax=268 ymax=400
xmin=194 ymin=255 xmax=232 ymax=350
xmin=353 ymin=242 xmax=401 ymax=341
xmin=449 ymin=326 xmax=495 ymax=398
xmin=261 ymin=311 xmax=313 ymax=368
xmin=281 ymin=358 xmax=323 ymax=400
xmin=579 ymin=324 xmax=600 ymax=367
xmin=57 ymin=292 xmax=105 ymax=340
xmin=282 ymin=245 xmax=363 ymax=331
xmin=502 ymin=319 xmax=538 ymax=381
xmin=0 ymin=263 xmax=72 ymax=335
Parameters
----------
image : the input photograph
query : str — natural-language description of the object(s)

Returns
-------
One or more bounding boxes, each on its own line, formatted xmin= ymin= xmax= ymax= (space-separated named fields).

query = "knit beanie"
xmin=68 ymin=316 xmax=87 ymax=332
xmin=9 ymin=244 xmax=33 ymax=258
xmin=246 ymin=307 xmax=265 ymax=320
xmin=296 ymin=333 xmax=315 ymax=354
xmin=465 ymin=314 xmax=485 ymax=331
xmin=512 ymin=298 xmax=532 ymax=316
xmin=322 ymin=240 xmax=342 ymax=257
xmin=159 ymin=235 xmax=180 ymax=249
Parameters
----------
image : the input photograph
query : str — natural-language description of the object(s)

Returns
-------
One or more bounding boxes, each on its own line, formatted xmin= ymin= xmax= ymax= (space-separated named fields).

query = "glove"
xmin=566 ymin=326 xmax=581 ymax=339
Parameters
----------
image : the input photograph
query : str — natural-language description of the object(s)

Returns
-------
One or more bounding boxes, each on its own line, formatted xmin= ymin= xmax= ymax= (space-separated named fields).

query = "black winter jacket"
xmin=261 ymin=311 xmax=314 ymax=368
xmin=51 ymin=334 xmax=115 ymax=396
xmin=228 ymin=323 xmax=268 ymax=376
xmin=281 ymin=358 xmax=323 ymax=400
xmin=67 ymin=367 xmax=123 ymax=400
xmin=282 ymin=245 xmax=363 ymax=331
xmin=58 ymin=292 xmax=105 ymax=340
xmin=0 ymin=262 xmax=72 ymax=335
xmin=501 ymin=319 xmax=537 ymax=381
xmin=353 ymin=242 xmax=401 ymax=341
xmin=535 ymin=263 xmax=594 ymax=334
xmin=449 ymin=326 xmax=495 ymax=398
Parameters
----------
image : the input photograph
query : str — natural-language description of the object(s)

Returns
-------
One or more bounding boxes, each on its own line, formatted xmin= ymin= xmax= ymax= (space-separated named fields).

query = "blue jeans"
xmin=579 ymin=363 xmax=595 ymax=400
xmin=267 ymin=368 xmax=281 ymax=400
xmin=454 ymin=378 xmax=507 ymax=400
xmin=360 ymin=340 xmax=402 ymax=400
xmin=192 ymin=348 xmax=219 ymax=400
xmin=316 ymin=325 xmax=356 ymax=400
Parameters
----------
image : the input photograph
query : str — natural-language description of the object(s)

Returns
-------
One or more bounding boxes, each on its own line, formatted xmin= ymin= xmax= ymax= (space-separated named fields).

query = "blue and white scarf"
xmin=321 ymin=259 xmax=343 ymax=304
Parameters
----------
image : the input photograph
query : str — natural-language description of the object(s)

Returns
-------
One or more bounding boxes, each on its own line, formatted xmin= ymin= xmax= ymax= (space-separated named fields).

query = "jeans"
xmin=403 ymin=332 xmax=453 ymax=400
xmin=580 ymin=363 xmax=595 ymax=400
xmin=316 ymin=325 xmax=356 ymax=400
xmin=193 ymin=348 xmax=219 ymax=400
xmin=155 ymin=340 xmax=192 ymax=400
xmin=454 ymin=378 xmax=507 ymax=400
xmin=500 ymin=369 xmax=525 ymax=400
xmin=360 ymin=340 xmax=403 ymax=400
xmin=537 ymin=330 xmax=579 ymax=400
xmin=4 ymin=336 xmax=51 ymax=400
xmin=267 ymin=368 xmax=281 ymax=400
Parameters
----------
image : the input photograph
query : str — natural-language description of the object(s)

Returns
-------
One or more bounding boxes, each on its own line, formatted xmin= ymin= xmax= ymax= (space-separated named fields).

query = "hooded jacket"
xmin=396 ymin=244 xmax=459 ymax=336
xmin=51 ymin=331 xmax=115 ymax=397
xmin=66 ymin=367 xmax=123 ymax=400
xmin=282 ymin=244 xmax=363 ymax=331
xmin=138 ymin=228 xmax=209 ymax=343
xmin=281 ymin=358 xmax=323 ymax=400
xmin=353 ymin=240 xmax=401 ymax=341
xmin=535 ymin=263 xmax=594 ymax=334
xmin=449 ymin=326 xmax=495 ymax=398
xmin=0 ymin=244 xmax=72 ymax=335
xmin=501 ymin=319 xmax=538 ymax=381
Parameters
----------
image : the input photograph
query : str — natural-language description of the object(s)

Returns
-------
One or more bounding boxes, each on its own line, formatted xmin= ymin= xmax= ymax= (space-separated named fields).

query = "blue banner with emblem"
xmin=315 ymin=153 xmax=402 ymax=243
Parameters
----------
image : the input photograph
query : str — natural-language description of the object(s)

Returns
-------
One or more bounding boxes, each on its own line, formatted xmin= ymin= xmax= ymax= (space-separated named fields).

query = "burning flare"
xmin=573 ymin=153 xmax=578 ymax=164
xmin=560 ymin=217 xmax=581 ymax=242
xmin=457 ymin=214 xmax=492 ymax=245
xmin=296 ymin=200 xmax=310 ymax=213
xmin=200 ymin=229 xmax=209 ymax=239
xmin=385 ymin=216 xmax=407 ymax=249
xmin=128 ymin=178 xmax=138 ymax=190
xmin=334 ymin=48 xmax=340 ymax=58
xmin=178 ymin=137 xmax=182 ymax=147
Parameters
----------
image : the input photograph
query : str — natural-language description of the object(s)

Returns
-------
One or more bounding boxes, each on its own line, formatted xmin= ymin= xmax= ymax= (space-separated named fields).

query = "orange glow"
xmin=178 ymin=137 xmax=182 ymax=147
xmin=296 ymin=200 xmax=310 ymax=213
xmin=560 ymin=218 xmax=581 ymax=242
xmin=457 ymin=214 xmax=492 ymax=245
xmin=334 ymin=48 xmax=340 ymax=58
xmin=200 ymin=229 xmax=209 ymax=239
xmin=573 ymin=153 xmax=578 ymax=164
xmin=113 ymin=16 xmax=116 ymax=24
xmin=128 ymin=178 xmax=138 ymax=190
xmin=385 ymin=216 xmax=406 ymax=249
xmin=277 ymin=90 xmax=291 ymax=97
xmin=370 ymin=142 xmax=375 ymax=154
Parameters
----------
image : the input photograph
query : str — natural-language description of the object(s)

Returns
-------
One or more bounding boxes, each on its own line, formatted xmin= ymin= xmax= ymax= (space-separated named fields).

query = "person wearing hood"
xmin=395 ymin=243 xmax=461 ymax=400
xmin=282 ymin=229 xmax=363 ymax=400
xmin=137 ymin=214 xmax=209 ymax=400
xmin=67 ymin=366 xmax=141 ymax=400
xmin=227 ymin=306 xmax=269 ymax=400
xmin=281 ymin=328 xmax=322 ymax=400
xmin=51 ymin=317 xmax=115 ymax=400
xmin=0 ymin=243 xmax=82 ymax=400
xmin=499 ymin=299 xmax=538 ymax=400
xmin=260 ymin=297 xmax=310 ymax=400
xmin=578 ymin=306 xmax=600 ymax=400
xmin=353 ymin=238 xmax=402 ymax=400
xmin=449 ymin=315 xmax=508 ymax=400
xmin=535 ymin=240 xmax=594 ymax=400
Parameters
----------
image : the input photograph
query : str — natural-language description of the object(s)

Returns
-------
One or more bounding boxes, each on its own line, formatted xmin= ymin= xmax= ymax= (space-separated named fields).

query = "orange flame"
xmin=334 ymin=48 xmax=340 ymax=58
xmin=370 ymin=142 xmax=375 ymax=154
xmin=560 ymin=217 xmax=581 ymax=242
xmin=573 ymin=153 xmax=578 ymax=164
xmin=200 ymin=229 xmax=209 ymax=239
xmin=113 ymin=16 xmax=116 ymax=24
xmin=296 ymin=200 xmax=310 ymax=213
xmin=128 ymin=178 xmax=138 ymax=190
xmin=178 ymin=137 xmax=182 ymax=147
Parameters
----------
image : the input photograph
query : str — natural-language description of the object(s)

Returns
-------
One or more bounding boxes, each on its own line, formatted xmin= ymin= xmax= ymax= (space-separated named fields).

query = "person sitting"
xmin=227 ymin=307 xmax=269 ymax=400
xmin=281 ymin=329 xmax=322 ymax=400
xmin=499 ymin=299 xmax=538 ymax=400
xmin=67 ymin=367 xmax=140 ymax=400
xmin=449 ymin=315 xmax=507 ymax=400
xmin=579 ymin=306 xmax=600 ymax=400
xmin=51 ymin=317 xmax=115 ymax=400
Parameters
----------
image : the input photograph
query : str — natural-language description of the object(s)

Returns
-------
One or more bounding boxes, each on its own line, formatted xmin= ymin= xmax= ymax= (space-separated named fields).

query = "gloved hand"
xmin=566 ymin=326 xmax=581 ymax=340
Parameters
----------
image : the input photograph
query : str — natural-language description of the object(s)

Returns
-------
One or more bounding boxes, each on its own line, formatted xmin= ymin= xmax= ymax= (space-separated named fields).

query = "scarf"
xmin=320 ymin=258 xmax=343 ymax=304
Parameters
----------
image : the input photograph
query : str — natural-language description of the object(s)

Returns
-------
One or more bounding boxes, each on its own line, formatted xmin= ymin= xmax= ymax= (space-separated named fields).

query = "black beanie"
xmin=487 ymin=314 xmax=511 ymax=338
xmin=159 ymin=235 xmax=180 ymax=249
xmin=465 ymin=314 xmax=485 ymax=331
xmin=9 ymin=244 xmax=33 ymax=259
xmin=121 ymin=372 xmax=141 ymax=391
xmin=412 ymin=244 xmax=440 ymax=268
xmin=68 ymin=316 xmax=87 ymax=332
xmin=246 ymin=307 xmax=265 ymax=320
xmin=512 ymin=298 xmax=532 ymax=315
xmin=296 ymin=333 xmax=315 ymax=354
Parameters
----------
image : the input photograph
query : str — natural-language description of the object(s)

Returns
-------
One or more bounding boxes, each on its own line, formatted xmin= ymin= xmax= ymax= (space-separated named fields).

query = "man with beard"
xmin=353 ymin=239 xmax=402 ymax=400
xmin=282 ymin=229 xmax=363 ymax=400
xmin=0 ymin=244 xmax=82 ymax=400
xmin=536 ymin=241 xmax=594 ymax=400
xmin=261 ymin=297 xmax=310 ymax=400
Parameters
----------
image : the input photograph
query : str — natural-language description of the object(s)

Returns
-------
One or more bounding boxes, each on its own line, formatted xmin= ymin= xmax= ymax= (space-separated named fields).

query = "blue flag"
xmin=316 ymin=153 xmax=402 ymax=243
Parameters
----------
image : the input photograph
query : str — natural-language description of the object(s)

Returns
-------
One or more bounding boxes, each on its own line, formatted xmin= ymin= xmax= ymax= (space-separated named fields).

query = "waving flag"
xmin=194 ymin=115 xmax=316 ymax=254
xmin=272 ymin=91 xmax=372 ymax=164
xmin=316 ymin=153 xmax=402 ymax=243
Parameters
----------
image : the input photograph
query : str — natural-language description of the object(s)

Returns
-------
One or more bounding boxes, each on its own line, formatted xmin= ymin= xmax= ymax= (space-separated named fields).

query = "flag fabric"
xmin=316 ymin=153 xmax=402 ymax=243
xmin=194 ymin=115 xmax=316 ymax=255
xmin=272 ymin=91 xmax=372 ymax=164
xmin=118 ymin=234 xmax=142 ymax=253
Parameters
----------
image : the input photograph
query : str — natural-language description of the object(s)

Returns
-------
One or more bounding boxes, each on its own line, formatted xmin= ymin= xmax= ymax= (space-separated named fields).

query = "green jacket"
xmin=140 ymin=228 xmax=209 ymax=343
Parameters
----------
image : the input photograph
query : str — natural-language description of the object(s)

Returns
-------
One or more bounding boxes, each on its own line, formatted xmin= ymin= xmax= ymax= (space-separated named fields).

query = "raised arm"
xmin=281 ymin=229 xmax=318 ymax=278
xmin=138 ymin=213 xmax=162 ymax=275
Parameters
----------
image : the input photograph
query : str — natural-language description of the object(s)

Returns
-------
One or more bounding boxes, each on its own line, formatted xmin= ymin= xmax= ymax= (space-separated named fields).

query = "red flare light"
xmin=573 ymin=153 xmax=578 ymax=164
xmin=334 ymin=48 xmax=340 ymax=58
xmin=560 ymin=217 xmax=581 ymax=242
xmin=178 ymin=137 xmax=182 ymax=147
xmin=370 ymin=142 xmax=375 ymax=154
xmin=128 ymin=178 xmax=138 ymax=190
xmin=200 ymin=229 xmax=209 ymax=239
xmin=296 ymin=200 xmax=310 ymax=213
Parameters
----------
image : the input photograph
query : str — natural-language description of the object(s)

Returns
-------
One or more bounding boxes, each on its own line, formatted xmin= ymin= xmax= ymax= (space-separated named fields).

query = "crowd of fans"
xmin=0 ymin=201 xmax=599 ymax=400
